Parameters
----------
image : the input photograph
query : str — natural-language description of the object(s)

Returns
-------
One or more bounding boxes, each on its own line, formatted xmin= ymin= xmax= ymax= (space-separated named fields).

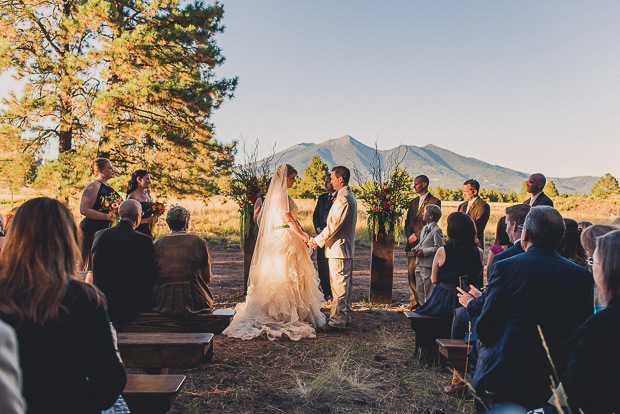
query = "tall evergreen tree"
xmin=0 ymin=0 xmax=236 ymax=198
xmin=291 ymin=155 xmax=329 ymax=199
xmin=591 ymin=173 xmax=619 ymax=199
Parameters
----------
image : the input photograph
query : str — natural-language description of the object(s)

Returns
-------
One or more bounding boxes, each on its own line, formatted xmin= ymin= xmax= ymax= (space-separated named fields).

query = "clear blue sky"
xmin=2 ymin=1 xmax=619 ymax=179
xmin=209 ymin=0 xmax=620 ymax=179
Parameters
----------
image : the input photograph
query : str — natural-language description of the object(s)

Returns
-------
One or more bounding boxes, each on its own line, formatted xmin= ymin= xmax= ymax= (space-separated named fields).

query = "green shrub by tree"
xmin=591 ymin=173 xmax=620 ymax=199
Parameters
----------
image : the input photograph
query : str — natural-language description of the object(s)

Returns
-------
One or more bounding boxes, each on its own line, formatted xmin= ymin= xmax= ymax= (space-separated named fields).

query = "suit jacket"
xmin=313 ymin=192 xmax=336 ymax=232
xmin=524 ymin=192 xmax=554 ymax=207
xmin=315 ymin=185 xmax=357 ymax=259
xmin=413 ymin=222 xmax=444 ymax=267
xmin=458 ymin=197 xmax=490 ymax=249
xmin=92 ymin=220 xmax=157 ymax=327
xmin=404 ymin=193 xmax=441 ymax=251
xmin=0 ymin=320 xmax=25 ymax=414
xmin=472 ymin=247 xmax=593 ymax=409
xmin=467 ymin=241 xmax=525 ymax=317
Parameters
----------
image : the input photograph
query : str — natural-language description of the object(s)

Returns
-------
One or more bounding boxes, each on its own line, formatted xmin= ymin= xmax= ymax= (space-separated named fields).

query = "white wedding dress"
xmin=223 ymin=165 xmax=326 ymax=341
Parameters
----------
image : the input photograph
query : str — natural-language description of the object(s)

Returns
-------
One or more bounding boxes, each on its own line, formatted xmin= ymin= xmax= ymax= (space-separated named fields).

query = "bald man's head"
xmin=119 ymin=199 xmax=142 ymax=227
xmin=526 ymin=173 xmax=546 ymax=195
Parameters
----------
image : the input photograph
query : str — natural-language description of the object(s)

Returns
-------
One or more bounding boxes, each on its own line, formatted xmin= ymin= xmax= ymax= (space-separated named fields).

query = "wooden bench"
xmin=118 ymin=332 xmax=214 ymax=373
xmin=404 ymin=311 xmax=452 ymax=362
xmin=436 ymin=338 xmax=470 ymax=373
xmin=120 ymin=309 xmax=235 ymax=334
xmin=123 ymin=374 xmax=185 ymax=414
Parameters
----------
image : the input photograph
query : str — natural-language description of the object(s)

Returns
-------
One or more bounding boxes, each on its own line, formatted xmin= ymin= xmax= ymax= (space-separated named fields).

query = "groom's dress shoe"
xmin=322 ymin=324 xmax=345 ymax=333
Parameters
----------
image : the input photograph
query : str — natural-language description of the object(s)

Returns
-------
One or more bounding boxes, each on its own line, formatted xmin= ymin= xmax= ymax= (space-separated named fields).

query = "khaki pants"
xmin=328 ymin=258 xmax=353 ymax=328
xmin=415 ymin=265 xmax=434 ymax=306
xmin=407 ymin=256 xmax=419 ymax=307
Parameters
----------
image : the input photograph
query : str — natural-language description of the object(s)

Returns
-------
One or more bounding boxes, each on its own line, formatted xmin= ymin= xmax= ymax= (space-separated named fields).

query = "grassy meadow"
xmin=1 ymin=189 xmax=619 ymax=246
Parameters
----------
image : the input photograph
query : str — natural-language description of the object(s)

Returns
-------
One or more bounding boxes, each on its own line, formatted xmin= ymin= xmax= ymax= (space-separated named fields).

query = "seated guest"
xmin=472 ymin=206 xmax=593 ymax=411
xmin=92 ymin=199 xmax=156 ymax=328
xmin=581 ymin=224 xmax=618 ymax=313
xmin=445 ymin=204 xmax=530 ymax=394
xmin=553 ymin=230 xmax=620 ymax=414
xmin=151 ymin=206 xmax=214 ymax=316
xmin=411 ymin=204 xmax=444 ymax=306
xmin=0 ymin=197 xmax=126 ymax=413
xmin=577 ymin=221 xmax=592 ymax=232
xmin=557 ymin=218 xmax=587 ymax=267
xmin=0 ymin=319 xmax=25 ymax=414
xmin=415 ymin=212 xmax=483 ymax=358
xmin=486 ymin=216 xmax=513 ymax=277
xmin=0 ymin=207 xmax=17 ymax=254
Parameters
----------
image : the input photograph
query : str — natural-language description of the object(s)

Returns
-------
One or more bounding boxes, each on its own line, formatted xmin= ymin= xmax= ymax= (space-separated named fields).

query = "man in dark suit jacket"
xmin=471 ymin=206 xmax=593 ymax=411
xmin=313 ymin=174 xmax=337 ymax=300
xmin=92 ymin=199 xmax=156 ymax=328
xmin=457 ymin=179 xmax=490 ymax=250
xmin=403 ymin=175 xmax=441 ymax=309
xmin=524 ymin=173 xmax=554 ymax=207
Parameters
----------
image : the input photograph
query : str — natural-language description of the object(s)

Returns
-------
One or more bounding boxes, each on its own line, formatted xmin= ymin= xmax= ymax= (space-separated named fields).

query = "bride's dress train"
xmin=223 ymin=167 xmax=326 ymax=341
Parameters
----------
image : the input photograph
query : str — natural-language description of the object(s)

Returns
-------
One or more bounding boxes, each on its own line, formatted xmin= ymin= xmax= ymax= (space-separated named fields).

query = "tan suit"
xmin=413 ymin=222 xmax=443 ymax=305
xmin=315 ymin=185 xmax=357 ymax=328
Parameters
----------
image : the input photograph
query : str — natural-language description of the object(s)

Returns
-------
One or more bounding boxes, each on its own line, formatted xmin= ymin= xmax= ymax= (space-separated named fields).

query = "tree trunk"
xmin=370 ymin=232 xmax=395 ymax=304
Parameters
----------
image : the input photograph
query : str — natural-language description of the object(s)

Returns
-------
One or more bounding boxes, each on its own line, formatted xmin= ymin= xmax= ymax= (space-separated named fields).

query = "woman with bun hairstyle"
xmin=127 ymin=169 xmax=158 ymax=238
xmin=79 ymin=158 xmax=120 ymax=271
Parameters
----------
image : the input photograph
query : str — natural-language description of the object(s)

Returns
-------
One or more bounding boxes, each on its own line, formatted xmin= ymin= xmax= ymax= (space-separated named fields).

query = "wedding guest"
xmin=127 ymin=169 xmax=158 ymax=238
xmin=581 ymin=224 xmax=618 ymax=313
xmin=486 ymin=216 xmax=513 ymax=277
xmin=0 ymin=197 xmax=126 ymax=413
xmin=411 ymin=204 xmax=443 ymax=305
xmin=523 ymin=173 xmax=554 ymax=207
xmin=472 ymin=206 xmax=593 ymax=411
xmin=553 ymin=230 xmax=620 ymax=414
xmin=415 ymin=212 xmax=483 ymax=357
xmin=313 ymin=174 xmax=337 ymax=301
xmin=0 ymin=207 xmax=17 ymax=254
xmin=577 ymin=221 xmax=593 ymax=232
xmin=404 ymin=175 xmax=441 ymax=310
xmin=0 ymin=319 xmax=25 ymax=414
xmin=92 ymin=199 xmax=156 ymax=328
xmin=611 ymin=217 xmax=620 ymax=226
xmin=457 ymin=179 xmax=490 ymax=250
xmin=558 ymin=219 xmax=588 ymax=267
xmin=79 ymin=158 xmax=120 ymax=271
xmin=253 ymin=178 xmax=271 ymax=224
xmin=151 ymin=206 xmax=214 ymax=316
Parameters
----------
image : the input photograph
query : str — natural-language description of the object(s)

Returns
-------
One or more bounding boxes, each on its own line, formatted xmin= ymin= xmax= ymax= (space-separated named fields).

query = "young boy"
xmin=413 ymin=204 xmax=443 ymax=305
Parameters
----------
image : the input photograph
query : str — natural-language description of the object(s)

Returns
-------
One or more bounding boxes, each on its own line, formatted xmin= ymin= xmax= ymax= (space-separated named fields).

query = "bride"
xmin=223 ymin=164 xmax=327 ymax=340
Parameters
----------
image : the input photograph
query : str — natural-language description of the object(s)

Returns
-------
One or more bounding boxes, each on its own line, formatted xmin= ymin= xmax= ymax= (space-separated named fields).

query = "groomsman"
xmin=457 ymin=179 xmax=490 ymax=250
xmin=404 ymin=175 xmax=441 ymax=309
xmin=312 ymin=174 xmax=337 ymax=300
xmin=309 ymin=166 xmax=357 ymax=332
xmin=524 ymin=173 xmax=554 ymax=207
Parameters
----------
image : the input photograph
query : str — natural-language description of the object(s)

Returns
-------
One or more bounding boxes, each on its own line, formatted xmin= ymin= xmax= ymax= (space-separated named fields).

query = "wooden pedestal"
xmin=370 ymin=232 xmax=395 ymax=304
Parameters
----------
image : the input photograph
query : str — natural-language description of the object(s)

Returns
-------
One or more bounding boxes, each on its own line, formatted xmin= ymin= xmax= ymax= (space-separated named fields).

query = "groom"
xmin=308 ymin=166 xmax=357 ymax=332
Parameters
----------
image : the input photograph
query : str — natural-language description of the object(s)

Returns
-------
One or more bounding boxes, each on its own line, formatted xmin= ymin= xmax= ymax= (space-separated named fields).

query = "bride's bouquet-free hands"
xmin=306 ymin=236 xmax=318 ymax=249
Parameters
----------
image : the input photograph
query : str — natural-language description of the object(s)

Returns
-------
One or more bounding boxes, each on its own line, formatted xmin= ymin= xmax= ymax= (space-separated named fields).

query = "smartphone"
xmin=459 ymin=275 xmax=470 ymax=292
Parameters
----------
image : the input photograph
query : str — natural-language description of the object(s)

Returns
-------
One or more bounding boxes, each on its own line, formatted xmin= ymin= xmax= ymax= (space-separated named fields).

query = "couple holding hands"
xmin=223 ymin=164 xmax=357 ymax=340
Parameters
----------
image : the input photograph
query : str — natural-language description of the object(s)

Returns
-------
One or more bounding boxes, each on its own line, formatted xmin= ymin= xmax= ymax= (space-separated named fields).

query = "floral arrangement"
xmin=222 ymin=173 xmax=269 ymax=246
xmin=100 ymin=192 xmax=122 ymax=225
xmin=356 ymin=167 xmax=414 ymax=242
xmin=143 ymin=201 xmax=166 ymax=217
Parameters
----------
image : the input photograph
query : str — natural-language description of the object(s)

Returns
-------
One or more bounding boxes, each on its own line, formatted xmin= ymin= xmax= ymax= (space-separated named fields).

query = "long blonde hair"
xmin=0 ymin=197 xmax=100 ymax=325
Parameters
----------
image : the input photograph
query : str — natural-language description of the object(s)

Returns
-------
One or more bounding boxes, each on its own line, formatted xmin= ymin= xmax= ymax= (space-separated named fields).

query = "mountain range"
xmin=265 ymin=135 xmax=598 ymax=194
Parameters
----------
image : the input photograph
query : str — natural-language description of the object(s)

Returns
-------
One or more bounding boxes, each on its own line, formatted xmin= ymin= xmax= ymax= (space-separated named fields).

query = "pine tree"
xmin=0 ymin=125 xmax=36 ymax=203
xmin=0 ymin=0 xmax=237 ymax=198
xmin=591 ymin=173 xmax=619 ymax=199
xmin=544 ymin=180 xmax=559 ymax=197
xmin=290 ymin=156 xmax=329 ymax=199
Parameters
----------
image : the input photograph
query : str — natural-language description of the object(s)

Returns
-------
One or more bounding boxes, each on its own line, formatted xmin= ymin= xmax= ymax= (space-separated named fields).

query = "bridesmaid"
xmin=79 ymin=158 xmax=120 ymax=271
xmin=127 ymin=169 xmax=157 ymax=238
